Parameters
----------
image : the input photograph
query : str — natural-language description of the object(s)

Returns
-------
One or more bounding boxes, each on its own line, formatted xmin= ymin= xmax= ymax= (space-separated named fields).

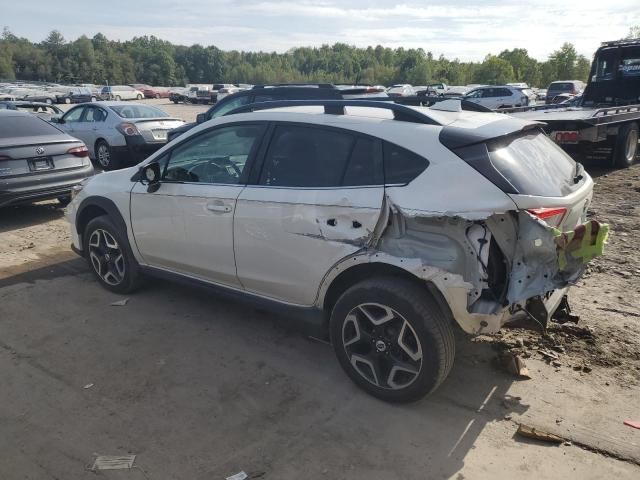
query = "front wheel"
xmin=90 ymin=96 xmax=97 ymax=102
xmin=83 ymin=215 xmax=142 ymax=294
xmin=137 ymin=94 xmax=143 ymax=100
xmin=330 ymin=277 xmax=455 ymax=403
xmin=45 ymin=98 xmax=53 ymax=105
xmin=115 ymin=95 xmax=121 ymax=101
xmin=613 ymin=122 xmax=639 ymax=169
xmin=64 ymin=97 xmax=71 ymax=104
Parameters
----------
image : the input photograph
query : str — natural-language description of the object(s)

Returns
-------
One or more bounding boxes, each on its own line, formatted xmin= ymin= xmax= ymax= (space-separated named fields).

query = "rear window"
xmin=0 ymin=115 xmax=63 ymax=138
xmin=548 ymin=82 xmax=575 ymax=92
xmin=487 ymin=132 xmax=578 ymax=197
xmin=110 ymin=105 xmax=169 ymax=119
xmin=383 ymin=142 xmax=429 ymax=184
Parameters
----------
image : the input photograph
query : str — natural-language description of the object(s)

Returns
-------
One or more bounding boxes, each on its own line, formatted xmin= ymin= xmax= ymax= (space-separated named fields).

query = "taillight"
xmin=528 ymin=207 xmax=567 ymax=228
xmin=67 ymin=145 xmax=89 ymax=157
xmin=117 ymin=122 xmax=140 ymax=136
xmin=554 ymin=131 xmax=579 ymax=143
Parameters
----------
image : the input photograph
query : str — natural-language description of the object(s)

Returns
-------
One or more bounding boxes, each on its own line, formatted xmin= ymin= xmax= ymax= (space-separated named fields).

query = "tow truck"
xmin=502 ymin=38 xmax=640 ymax=168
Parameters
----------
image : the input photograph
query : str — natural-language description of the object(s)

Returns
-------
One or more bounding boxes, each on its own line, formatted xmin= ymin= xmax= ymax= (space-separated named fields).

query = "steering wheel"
xmin=187 ymin=156 xmax=241 ymax=183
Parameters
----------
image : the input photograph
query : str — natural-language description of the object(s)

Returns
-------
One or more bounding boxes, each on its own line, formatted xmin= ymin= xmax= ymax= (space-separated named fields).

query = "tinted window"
xmin=163 ymin=124 xmax=263 ymax=184
xmin=259 ymin=125 xmax=353 ymax=187
xmin=110 ymin=105 xmax=168 ymax=118
xmin=499 ymin=88 xmax=513 ymax=96
xmin=548 ymin=82 xmax=575 ymax=92
xmin=210 ymin=94 xmax=251 ymax=118
xmin=383 ymin=142 xmax=428 ymax=184
xmin=253 ymin=94 xmax=276 ymax=103
xmin=343 ymin=137 xmax=383 ymax=186
xmin=487 ymin=132 xmax=579 ymax=197
xmin=0 ymin=115 xmax=63 ymax=138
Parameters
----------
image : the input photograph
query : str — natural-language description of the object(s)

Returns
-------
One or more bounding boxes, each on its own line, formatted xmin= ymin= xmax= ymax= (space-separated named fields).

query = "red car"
xmin=143 ymin=87 xmax=171 ymax=99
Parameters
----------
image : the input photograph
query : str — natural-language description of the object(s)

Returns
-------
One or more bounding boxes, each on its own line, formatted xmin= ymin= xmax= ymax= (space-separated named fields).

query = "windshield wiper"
xmin=573 ymin=162 xmax=584 ymax=184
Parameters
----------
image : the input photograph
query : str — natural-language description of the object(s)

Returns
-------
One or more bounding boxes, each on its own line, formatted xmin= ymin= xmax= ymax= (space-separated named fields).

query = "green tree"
xmin=473 ymin=55 xmax=515 ymax=84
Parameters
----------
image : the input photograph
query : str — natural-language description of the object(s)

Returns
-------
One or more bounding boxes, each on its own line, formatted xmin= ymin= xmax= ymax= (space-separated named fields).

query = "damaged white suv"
xmin=67 ymin=100 xmax=605 ymax=402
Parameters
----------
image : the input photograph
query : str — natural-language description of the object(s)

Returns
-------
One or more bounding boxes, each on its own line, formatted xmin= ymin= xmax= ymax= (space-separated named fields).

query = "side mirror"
xmin=196 ymin=113 xmax=206 ymax=124
xmin=51 ymin=116 xmax=64 ymax=124
xmin=140 ymin=163 xmax=161 ymax=193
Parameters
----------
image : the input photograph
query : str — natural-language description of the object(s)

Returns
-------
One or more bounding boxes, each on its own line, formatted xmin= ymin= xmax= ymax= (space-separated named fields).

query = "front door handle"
xmin=206 ymin=203 xmax=232 ymax=213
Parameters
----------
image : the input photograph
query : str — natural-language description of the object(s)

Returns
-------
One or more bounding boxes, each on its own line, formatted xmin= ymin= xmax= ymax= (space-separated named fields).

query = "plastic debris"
xmin=516 ymin=424 xmax=564 ymax=444
xmin=624 ymin=420 xmax=640 ymax=429
xmin=83 ymin=383 xmax=94 ymax=389
xmin=111 ymin=298 xmax=129 ymax=306
xmin=91 ymin=455 xmax=136 ymax=471
xmin=226 ymin=472 xmax=248 ymax=480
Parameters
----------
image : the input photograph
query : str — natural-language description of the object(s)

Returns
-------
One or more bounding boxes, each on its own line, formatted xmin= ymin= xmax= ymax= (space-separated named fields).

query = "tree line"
xmin=0 ymin=27 xmax=614 ymax=88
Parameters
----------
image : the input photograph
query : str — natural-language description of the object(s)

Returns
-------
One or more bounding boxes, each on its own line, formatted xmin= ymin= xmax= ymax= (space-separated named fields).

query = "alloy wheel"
xmin=97 ymin=143 xmax=110 ymax=168
xmin=342 ymin=303 xmax=422 ymax=390
xmin=88 ymin=228 xmax=125 ymax=286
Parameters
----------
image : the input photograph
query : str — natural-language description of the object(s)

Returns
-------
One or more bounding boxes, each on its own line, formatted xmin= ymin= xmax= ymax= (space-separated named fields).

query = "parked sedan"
xmin=143 ymin=87 xmax=171 ymax=99
xmin=52 ymin=102 xmax=184 ymax=170
xmin=0 ymin=110 xmax=94 ymax=208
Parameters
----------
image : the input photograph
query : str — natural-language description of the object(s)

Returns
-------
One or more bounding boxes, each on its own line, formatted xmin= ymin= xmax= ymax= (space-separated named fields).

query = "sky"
xmin=3 ymin=0 xmax=639 ymax=61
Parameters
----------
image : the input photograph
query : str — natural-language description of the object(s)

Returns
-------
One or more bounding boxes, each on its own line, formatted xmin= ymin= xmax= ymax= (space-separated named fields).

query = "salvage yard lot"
xmin=1 ymin=100 xmax=640 ymax=478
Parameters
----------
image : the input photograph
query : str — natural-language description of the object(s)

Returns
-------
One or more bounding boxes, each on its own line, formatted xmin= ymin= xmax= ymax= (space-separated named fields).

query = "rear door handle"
xmin=206 ymin=203 xmax=232 ymax=213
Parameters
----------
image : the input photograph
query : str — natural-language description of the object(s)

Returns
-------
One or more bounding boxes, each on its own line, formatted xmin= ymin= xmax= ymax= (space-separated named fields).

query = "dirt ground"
xmin=1 ymin=101 xmax=640 ymax=479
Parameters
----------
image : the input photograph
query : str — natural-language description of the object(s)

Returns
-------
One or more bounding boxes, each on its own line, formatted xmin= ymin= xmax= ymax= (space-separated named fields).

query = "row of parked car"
xmin=0 ymin=82 xmax=180 ymax=105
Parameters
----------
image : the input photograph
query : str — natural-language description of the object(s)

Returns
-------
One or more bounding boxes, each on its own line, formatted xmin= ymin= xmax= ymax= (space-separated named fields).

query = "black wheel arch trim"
xmin=76 ymin=196 xmax=128 ymax=240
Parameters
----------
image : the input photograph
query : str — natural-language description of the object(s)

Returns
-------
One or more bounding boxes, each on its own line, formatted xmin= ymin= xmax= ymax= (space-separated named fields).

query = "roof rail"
xmin=397 ymin=95 xmax=493 ymax=112
xmin=224 ymin=99 xmax=442 ymax=125
xmin=252 ymin=83 xmax=335 ymax=89
xmin=600 ymin=38 xmax=640 ymax=48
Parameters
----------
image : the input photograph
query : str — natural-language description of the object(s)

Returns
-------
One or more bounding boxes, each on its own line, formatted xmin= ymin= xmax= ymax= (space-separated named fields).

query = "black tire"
xmin=45 ymin=98 xmax=53 ymax=105
xmin=95 ymin=139 xmax=121 ymax=171
xmin=64 ymin=97 xmax=71 ymax=104
xmin=330 ymin=277 xmax=455 ymax=403
xmin=172 ymin=99 xmax=179 ymax=104
xmin=83 ymin=215 xmax=142 ymax=294
xmin=612 ymin=122 xmax=639 ymax=169
xmin=115 ymin=95 xmax=121 ymax=101
xmin=136 ymin=94 xmax=143 ymax=100
xmin=155 ymin=93 xmax=160 ymax=99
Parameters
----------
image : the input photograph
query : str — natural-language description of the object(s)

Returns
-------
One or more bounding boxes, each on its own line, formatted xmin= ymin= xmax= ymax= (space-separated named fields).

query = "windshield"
xmin=110 ymin=105 xmax=169 ymax=119
xmin=487 ymin=132 xmax=579 ymax=197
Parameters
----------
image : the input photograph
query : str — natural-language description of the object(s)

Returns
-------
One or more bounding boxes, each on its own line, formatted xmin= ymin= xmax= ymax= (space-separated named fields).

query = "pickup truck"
xmin=502 ymin=38 xmax=640 ymax=168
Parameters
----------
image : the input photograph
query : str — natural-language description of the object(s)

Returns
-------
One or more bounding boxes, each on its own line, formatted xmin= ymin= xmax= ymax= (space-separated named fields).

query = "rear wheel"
xmin=64 ymin=97 xmax=71 ymax=104
xmin=155 ymin=93 xmax=160 ymax=99
xmin=137 ymin=94 xmax=143 ymax=100
xmin=45 ymin=98 xmax=53 ymax=105
xmin=90 ymin=96 xmax=97 ymax=102
xmin=613 ymin=122 xmax=639 ymax=168
xmin=330 ymin=277 xmax=455 ymax=402
xmin=115 ymin=95 xmax=121 ymax=101
xmin=95 ymin=139 xmax=121 ymax=170
xmin=83 ymin=215 xmax=142 ymax=294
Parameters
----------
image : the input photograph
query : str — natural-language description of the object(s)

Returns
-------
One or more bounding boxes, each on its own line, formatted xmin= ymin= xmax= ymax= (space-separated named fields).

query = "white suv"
xmin=67 ymin=100 xmax=602 ymax=402
xmin=464 ymin=86 xmax=529 ymax=109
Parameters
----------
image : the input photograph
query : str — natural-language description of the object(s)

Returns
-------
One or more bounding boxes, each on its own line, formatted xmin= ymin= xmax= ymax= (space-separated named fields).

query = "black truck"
xmin=503 ymin=38 xmax=640 ymax=168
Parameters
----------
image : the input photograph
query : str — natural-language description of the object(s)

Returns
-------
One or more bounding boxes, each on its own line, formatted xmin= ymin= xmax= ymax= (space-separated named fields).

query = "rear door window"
xmin=258 ymin=125 xmax=382 ymax=187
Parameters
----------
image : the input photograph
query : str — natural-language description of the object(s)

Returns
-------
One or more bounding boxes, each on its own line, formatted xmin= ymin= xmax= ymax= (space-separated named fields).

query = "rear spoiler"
xmin=439 ymin=117 xmax=544 ymax=150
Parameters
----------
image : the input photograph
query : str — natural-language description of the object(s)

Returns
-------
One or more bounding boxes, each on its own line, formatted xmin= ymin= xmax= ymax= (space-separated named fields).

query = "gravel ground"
xmin=1 ymin=105 xmax=639 ymax=478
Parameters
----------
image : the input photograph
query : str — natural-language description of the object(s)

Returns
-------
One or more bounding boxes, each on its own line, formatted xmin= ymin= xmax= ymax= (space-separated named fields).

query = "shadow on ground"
xmin=0 ymin=258 xmax=528 ymax=479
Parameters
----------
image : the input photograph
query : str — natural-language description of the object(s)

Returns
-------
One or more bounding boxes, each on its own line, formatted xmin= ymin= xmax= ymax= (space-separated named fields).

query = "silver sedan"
xmin=52 ymin=102 xmax=184 ymax=170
